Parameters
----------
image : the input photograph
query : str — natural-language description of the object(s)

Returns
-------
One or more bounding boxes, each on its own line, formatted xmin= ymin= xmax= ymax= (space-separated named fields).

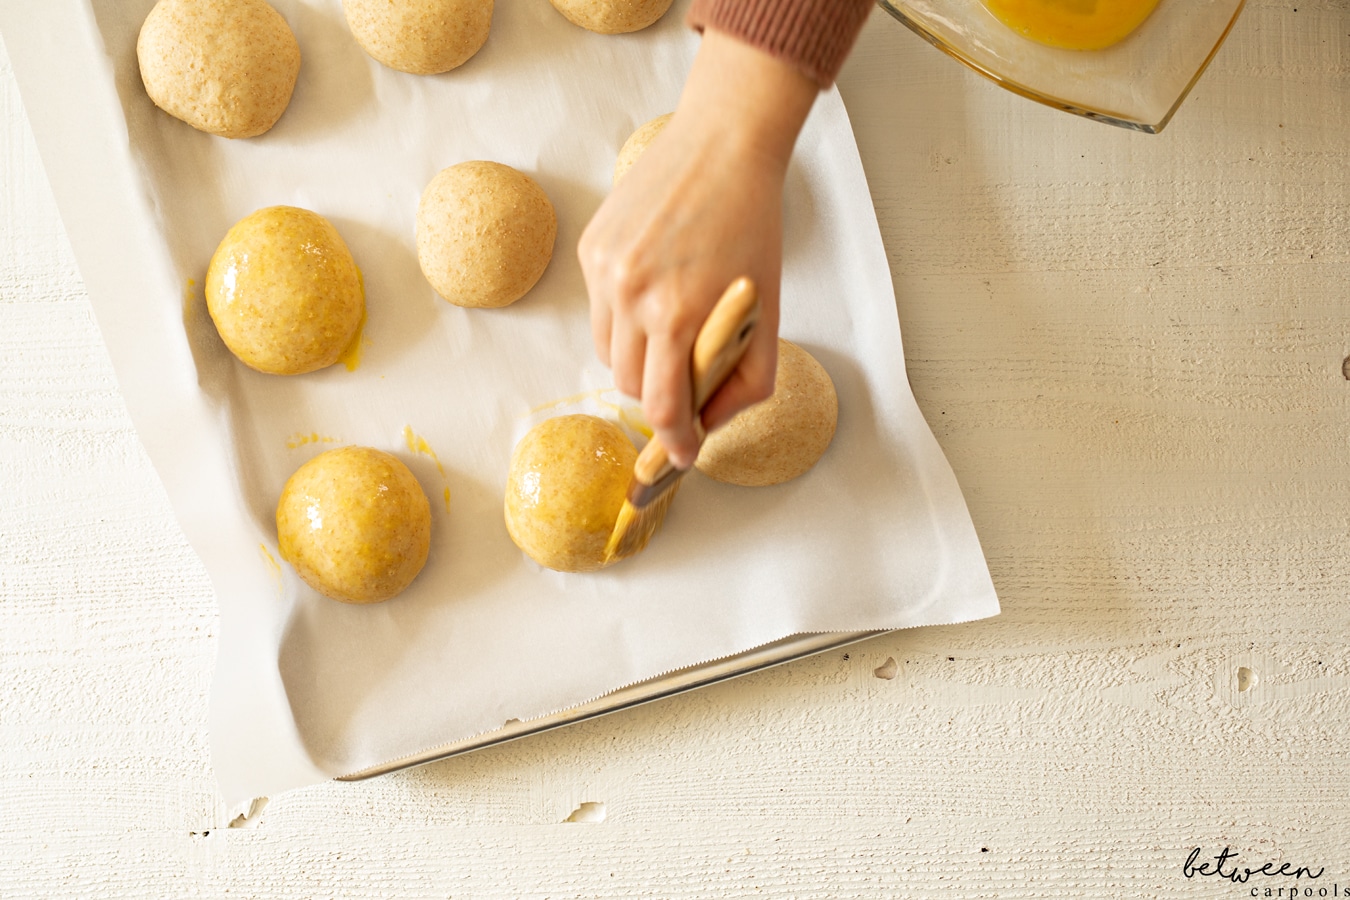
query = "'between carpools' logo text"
xmin=1184 ymin=847 xmax=1338 ymax=897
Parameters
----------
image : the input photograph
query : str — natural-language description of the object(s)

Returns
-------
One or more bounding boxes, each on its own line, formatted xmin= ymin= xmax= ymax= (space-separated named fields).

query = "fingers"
xmin=579 ymin=223 xmax=613 ymax=369
xmin=596 ymin=257 xmax=654 ymax=401
xmin=590 ymin=288 xmax=612 ymax=368
xmin=642 ymin=327 xmax=698 ymax=469
xmin=609 ymin=313 xmax=646 ymax=400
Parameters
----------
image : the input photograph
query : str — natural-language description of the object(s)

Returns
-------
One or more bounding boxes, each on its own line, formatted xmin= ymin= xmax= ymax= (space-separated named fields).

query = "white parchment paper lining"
xmin=1 ymin=0 xmax=999 ymax=805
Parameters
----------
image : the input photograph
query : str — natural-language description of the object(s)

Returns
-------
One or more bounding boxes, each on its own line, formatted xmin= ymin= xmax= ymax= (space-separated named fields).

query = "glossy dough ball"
xmin=504 ymin=415 xmax=638 ymax=573
xmin=416 ymin=161 xmax=557 ymax=308
xmin=343 ymin=0 xmax=493 ymax=75
xmin=613 ymin=112 xmax=671 ymax=184
xmin=277 ymin=447 xmax=432 ymax=604
xmin=137 ymin=0 xmax=301 ymax=139
xmin=696 ymin=339 xmax=838 ymax=486
xmin=206 ymin=206 xmax=364 ymax=375
xmin=548 ymin=0 xmax=674 ymax=33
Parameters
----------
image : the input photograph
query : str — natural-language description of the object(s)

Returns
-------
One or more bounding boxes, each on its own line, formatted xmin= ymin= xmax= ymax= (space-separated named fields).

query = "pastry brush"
xmin=604 ymin=276 xmax=760 ymax=564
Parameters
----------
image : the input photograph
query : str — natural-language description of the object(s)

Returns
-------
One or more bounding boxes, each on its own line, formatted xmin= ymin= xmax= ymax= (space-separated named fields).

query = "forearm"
xmin=674 ymin=27 xmax=818 ymax=178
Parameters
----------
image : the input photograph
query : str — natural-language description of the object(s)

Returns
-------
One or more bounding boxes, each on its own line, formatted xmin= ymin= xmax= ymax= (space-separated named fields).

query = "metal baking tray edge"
xmin=336 ymin=630 xmax=889 ymax=781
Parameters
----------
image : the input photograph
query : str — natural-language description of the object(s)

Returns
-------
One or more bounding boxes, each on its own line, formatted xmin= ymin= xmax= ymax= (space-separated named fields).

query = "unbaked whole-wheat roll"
xmin=613 ymin=112 xmax=672 ymax=184
xmin=277 ymin=447 xmax=432 ymax=604
xmin=137 ymin=0 xmax=301 ymax=139
xmin=549 ymin=0 xmax=674 ymax=34
xmin=696 ymin=339 xmax=838 ymax=486
xmin=504 ymin=415 xmax=639 ymax=573
xmin=343 ymin=0 xmax=493 ymax=75
xmin=205 ymin=206 xmax=365 ymax=375
xmin=416 ymin=161 xmax=557 ymax=308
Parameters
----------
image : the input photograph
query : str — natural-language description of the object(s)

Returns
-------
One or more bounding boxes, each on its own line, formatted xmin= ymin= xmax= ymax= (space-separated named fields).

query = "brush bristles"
xmin=604 ymin=480 xmax=680 ymax=563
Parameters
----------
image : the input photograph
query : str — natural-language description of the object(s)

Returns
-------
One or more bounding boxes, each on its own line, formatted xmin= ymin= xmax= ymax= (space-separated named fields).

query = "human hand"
xmin=578 ymin=28 xmax=816 ymax=469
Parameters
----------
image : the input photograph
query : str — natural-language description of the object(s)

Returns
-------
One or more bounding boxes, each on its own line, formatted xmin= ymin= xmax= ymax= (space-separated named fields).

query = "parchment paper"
xmin=1 ymin=0 xmax=999 ymax=805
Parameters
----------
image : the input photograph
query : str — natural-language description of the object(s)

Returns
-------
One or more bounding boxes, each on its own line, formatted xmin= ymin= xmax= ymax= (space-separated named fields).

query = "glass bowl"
xmin=876 ymin=0 xmax=1247 ymax=133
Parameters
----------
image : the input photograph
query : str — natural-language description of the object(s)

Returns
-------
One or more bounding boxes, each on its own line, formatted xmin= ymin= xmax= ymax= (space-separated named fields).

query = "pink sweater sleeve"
xmin=686 ymin=0 xmax=875 ymax=87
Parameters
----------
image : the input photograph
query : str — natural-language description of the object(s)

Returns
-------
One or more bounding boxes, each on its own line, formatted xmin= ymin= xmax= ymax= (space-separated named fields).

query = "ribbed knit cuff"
xmin=687 ymin=0 xmax=874 ymax=87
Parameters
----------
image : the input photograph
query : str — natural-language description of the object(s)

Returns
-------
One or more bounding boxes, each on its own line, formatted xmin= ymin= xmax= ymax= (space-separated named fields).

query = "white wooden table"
xmin=2 ymin=2 xmax=1347 ymax=895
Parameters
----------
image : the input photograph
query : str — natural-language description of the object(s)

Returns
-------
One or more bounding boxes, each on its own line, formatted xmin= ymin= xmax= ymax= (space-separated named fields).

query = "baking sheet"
xmin=337 ymin=631 xmax=889 ymax=780
xmin=1 ymin=0 xmax=999 ymax=805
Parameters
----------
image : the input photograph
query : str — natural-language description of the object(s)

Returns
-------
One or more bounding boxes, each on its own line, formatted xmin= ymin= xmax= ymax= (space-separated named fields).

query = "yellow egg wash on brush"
xmin=980 ymin=0 xmax=1164 ymax=50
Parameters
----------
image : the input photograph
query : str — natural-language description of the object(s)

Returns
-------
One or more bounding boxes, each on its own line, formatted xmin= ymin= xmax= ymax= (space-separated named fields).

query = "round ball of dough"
xmin=416 ymin=161 xmax=557 ymax=308
xmin=343 ymin=0 xmax=492 ymax=75
xmin=137 ymin=0 xmax=301 ymax=139
xmin=696 ymin=339 xmax=838 ymax=486
xmin=613 ymin=112 xmax=671 ymax=184
xmin=504 ymin=415 xmax=638 ymax=573
xmin=206 ymin=206 xmax=365 ymax=375
xmin=277 ymin=446 xmax=432 ymax=604
xmin=549 ymin=0 xmax=674 ymax=33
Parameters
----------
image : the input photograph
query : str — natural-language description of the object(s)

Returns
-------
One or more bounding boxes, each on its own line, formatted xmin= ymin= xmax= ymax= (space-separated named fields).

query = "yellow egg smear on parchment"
xmin=529 ymin=388 xmax=652 ymax=440
xmin=980 ymin=0 xmax=1163 ymax=50
xmin=286 ymin=432 xmax=339 ymax=450
xmin=183 ymin=277 xmax=198 ymax=324
xmin=258 ymin=542 xmax=283 ymax=598
xmin=403 ymin=425 xmax=451 ymax=512
xmin=601 ymin=399 xmax=652 ymax=440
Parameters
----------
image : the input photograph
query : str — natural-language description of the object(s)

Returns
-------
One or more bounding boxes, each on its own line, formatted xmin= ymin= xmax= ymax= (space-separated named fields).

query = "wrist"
xmin=675 ymin=27 xmax=817 ymax=171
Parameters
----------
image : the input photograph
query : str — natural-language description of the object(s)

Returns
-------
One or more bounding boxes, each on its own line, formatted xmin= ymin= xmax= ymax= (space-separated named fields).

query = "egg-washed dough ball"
xmin=549 ymin=0 xmax=674 ymax=34
xmin=416 ymin=161 xmax=557 ymax=308
xmin=206 ymin=206 xmax=365 ymax=375
xmin=343 ymin=0 xmax=493 ymax=75
xmin=137 ymin=0 xmax=301 ymax=139
xmin=696 ymin=339 xmax=838 ymax=486
xmin=613 ymin=112 xmax=671 ymax=185
xmin=504 ymin=415 xmax=639 ymax=573
xmin=277 ymin=446 xmax=432 ymax=604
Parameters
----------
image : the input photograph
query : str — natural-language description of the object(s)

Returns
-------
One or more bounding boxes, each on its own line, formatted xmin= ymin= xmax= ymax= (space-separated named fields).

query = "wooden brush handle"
xmin=691 ymin=276 xmax=760 ymax=411
xmin=633 ymin=277 xmax=760 ymax=486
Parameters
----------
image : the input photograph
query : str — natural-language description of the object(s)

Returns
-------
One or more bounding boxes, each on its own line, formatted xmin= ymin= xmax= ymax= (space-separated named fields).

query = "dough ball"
xmin=416 ymin=161 xmax=557 ymax=308
xmin=277 ymin=446 xmax=432 ymax=604
xmin=206 ymin=206 xmax=365 ymax=376
xmin=613 ymin=112 xmax=671 ymax=184
xmin=696 ymin=339 xmax=838 ymax=486
xmin=548 ymin=0 xmax=674 ymax=33
xmin=137 ymin=0 xmax=301 ymax=139
xmin=504 ymin=415 xmax=638 ymax=573
xmin=343 ymin=0 xmax=493 ymax=75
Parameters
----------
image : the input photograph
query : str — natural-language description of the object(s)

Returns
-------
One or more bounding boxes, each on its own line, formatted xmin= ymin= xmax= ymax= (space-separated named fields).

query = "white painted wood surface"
xmin=2 ymin=2 xmax=1347 ymax=895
